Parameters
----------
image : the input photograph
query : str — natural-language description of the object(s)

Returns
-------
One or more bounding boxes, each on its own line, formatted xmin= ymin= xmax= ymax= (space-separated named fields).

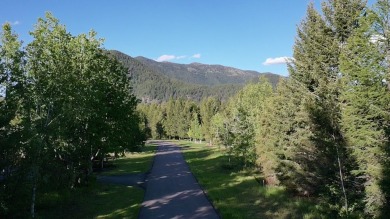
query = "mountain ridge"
xmin=133 ymin=55 xmax=277 ymax=86
xmin=108 ymin=50 xmax=282 ymax=102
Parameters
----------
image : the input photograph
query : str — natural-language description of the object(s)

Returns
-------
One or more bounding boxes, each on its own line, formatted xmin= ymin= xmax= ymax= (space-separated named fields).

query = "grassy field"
xmin=36 ymin=142 xmax=157 ymax=219
xmin=177 ymin=140 xmax=320 ymax=219
xmin=100 ymin=142 xmax=157 ymax=176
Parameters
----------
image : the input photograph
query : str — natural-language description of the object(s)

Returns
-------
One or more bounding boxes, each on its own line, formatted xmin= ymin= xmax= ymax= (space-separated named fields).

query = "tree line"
xmin=110 ymin=50 xmax=278 ymax=103
xmin=0 ymin=13 xmax=146 ymax=217
xmin=139 ymin=0 xmax=390 ymax=217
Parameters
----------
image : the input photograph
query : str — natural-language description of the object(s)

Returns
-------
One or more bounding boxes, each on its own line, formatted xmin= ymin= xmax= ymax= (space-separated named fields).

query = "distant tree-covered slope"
xmin=136 ymin=57 xmax=266 ymax=85
xmin=134 ymin=55 xmax=277 ymax=86
xmin=109 ymin=50 xmax=281 ymax=102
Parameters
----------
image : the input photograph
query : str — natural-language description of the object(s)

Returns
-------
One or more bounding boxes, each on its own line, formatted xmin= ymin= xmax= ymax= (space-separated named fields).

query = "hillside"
xmin=135 ymin=56 xmax=265 ymax=85
xmin=109 ymin=50 xmax=281 ymax=102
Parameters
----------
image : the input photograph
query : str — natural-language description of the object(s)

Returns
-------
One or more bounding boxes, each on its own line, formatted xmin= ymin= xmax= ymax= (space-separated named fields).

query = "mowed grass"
xmin=101 ymin=142 xmax=157 ymax=176
xmin=36 ymin=184 xmax=144 ymax=219
xmin=177 ymin=140 xmax=319 ymax=219
xmin=36 ymin=142 xmax=157 ymax=219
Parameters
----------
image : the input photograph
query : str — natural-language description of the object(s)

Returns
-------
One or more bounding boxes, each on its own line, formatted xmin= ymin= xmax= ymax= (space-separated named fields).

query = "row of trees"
xmin=0 ymin=13 xmax=146 ymax=217
xmin=139 ymin=0 xmax=390 ymax=217
xmin=138 ymin=96 xmax=221 ymax=143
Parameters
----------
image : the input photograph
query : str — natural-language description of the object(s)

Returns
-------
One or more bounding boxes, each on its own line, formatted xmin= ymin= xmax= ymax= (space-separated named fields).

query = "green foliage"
xmin=0 ymin=13 xmax=145 ymax=218
xmin=108 ymin=1 xmax=390 ymax=218
xmin=256 ymin=79 xmax=299 ymax=186
xmin=36 ymin=143 xmax=156 ymax=219
xmin=188 ymin=112 xmax=203 ymax=142
xmin=340 ymin=8 xmax=390 ymax=217
xmin=0 ymin=22 xmax=30 ymax=217
xmin=214 ymin=77 xmax=274 ymax=167
xmin=178 ymin=141 xmax=320 ymax=219
xmin=199 ymin=97 xmax=220 ymax=144
xmin=284 ymin=1 xmax=368 ymax=216
xmin=97 ymin=1 xmax=390 ymax=218
xmin=134 ymin=54 xmax=270 ymax=86
xmin=137 ymin=103 xmax=165 ymax=139
xmin=209 ymin=112 xmax=225 ymax=146
xmin=138 ymin=98 xmax=199 ymax=140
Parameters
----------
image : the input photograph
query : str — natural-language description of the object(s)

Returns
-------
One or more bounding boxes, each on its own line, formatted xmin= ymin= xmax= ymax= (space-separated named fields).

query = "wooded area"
xmin=2 ymin=0 xmax=390 ymax=218
xmin=109 ymin=50 xmax=282 ymax=103
xmin=0 ymin=13 xmax=146 ymax=217
xmin=138 ymin=0 xmax=390 ymax=217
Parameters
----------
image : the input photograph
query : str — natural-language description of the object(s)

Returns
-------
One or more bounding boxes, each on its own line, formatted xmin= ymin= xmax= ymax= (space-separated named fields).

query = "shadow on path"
xmin=138 ymin=142 xmax=220 ymax=219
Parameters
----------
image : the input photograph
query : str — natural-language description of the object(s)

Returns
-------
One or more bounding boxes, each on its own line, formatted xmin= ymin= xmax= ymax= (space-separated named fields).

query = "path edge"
xmin=175 ymin=141 xmax=223 ymax=219
xmin=137 ymin=140 xmax=159 ymax=219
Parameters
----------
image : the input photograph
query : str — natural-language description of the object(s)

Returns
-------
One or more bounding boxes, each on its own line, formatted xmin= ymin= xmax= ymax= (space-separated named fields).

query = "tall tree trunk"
xmin=334 ymin=134 xmax=348 ymax=212
xmin=31 ymin=165 xmax=37 ymax=218
xmin=31 ymin=183 xmax=36 ymax=218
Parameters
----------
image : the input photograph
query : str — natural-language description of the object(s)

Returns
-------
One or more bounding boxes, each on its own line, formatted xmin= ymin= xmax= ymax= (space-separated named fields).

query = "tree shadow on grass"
xmin=36 ymin=144 xmax=157 ymax=218
xmin=37 ymin=183 xmax=144 ymax=219
xmin=181 ymin=145 xmax=318 ymax=219
xmin=99 ymin=144 xmax=157 ymax=176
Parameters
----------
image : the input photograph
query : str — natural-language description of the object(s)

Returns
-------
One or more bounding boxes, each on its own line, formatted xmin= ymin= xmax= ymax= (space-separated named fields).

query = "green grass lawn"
xmin=100 ymin=142 xmax=156 ymax=176
xmin=177 ymin=140 xmax=321 ymax=219
xmin=36 ymin=142 xmax=157 ymax=219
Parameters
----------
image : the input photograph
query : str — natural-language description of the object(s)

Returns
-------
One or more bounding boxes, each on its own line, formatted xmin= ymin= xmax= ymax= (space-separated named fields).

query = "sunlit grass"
xmin=36 ymin=143 xmax=156 ymax=219
xmin=101 ymin=143 xmax=157 ymax=176
xmin=177 ymin=140 xmax=319 ymax=219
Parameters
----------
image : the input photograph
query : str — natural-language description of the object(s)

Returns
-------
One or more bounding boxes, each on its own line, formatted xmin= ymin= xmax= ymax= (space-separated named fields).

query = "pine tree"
xmin=340 ymin=7 xmax=390 ymax=217
xmin=288 ymin=0 xmax=366 ymax=215
xmin=163 ymin=98 xmax=177 ymax=138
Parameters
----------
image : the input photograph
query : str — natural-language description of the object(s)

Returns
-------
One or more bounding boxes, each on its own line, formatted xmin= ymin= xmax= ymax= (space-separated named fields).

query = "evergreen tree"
xmin=340 ymin=8 xmax=390 ymax=217
xmin=256 ymin=79 xmax=299 ymax=186
xmin=288 ymin=0 xmax=366 ymax=215
xmin=163 ymin=98 xmax=177 ymax=138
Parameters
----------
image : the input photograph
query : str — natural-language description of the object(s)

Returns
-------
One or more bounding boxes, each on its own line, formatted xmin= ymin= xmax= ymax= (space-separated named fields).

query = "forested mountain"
xmin=109 ymin=50 xmax=281 ymax=102
xmin=134 ymin=55 xmax=276 ymax=85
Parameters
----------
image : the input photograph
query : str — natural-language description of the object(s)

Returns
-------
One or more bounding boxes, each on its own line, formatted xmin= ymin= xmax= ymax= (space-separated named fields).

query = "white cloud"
xmin=192 ymin=53 xmax=201 ymax=59
xmin=156 ymin=54 xmax=200 ymax=62
xmin=156 ymin=55 xmax=176 ymax=62
xmin=6 ymin=20 xmax=20 ymax=26
xmin=176 ymin=55 xmax=187 ymax=59
xmin=262 ymin=56 xmax=294 ymax=65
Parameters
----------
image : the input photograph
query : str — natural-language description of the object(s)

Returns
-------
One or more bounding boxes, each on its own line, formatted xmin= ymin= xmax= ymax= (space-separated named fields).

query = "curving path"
xmin=138 ymin=141 xmax=220 ymax=219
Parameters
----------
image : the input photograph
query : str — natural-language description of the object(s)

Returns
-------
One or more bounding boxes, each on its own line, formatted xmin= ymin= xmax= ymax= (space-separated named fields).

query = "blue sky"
xmin=1 ymin=0 xmax=366 ymax=76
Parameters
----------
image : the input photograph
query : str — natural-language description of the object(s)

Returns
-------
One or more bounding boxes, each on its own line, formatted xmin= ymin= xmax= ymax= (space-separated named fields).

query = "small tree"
xmin=188 ymin=112 xmax=203 ymax=143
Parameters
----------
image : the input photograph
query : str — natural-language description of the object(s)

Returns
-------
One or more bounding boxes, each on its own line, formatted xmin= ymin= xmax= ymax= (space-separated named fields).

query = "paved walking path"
xmin=138 ymin=141 xmax=220 ymax=219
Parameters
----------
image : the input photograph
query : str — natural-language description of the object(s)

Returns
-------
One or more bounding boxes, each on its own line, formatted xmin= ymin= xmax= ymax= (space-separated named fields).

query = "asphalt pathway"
xmin=138 ymin=141 xmax=220 ymax=219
